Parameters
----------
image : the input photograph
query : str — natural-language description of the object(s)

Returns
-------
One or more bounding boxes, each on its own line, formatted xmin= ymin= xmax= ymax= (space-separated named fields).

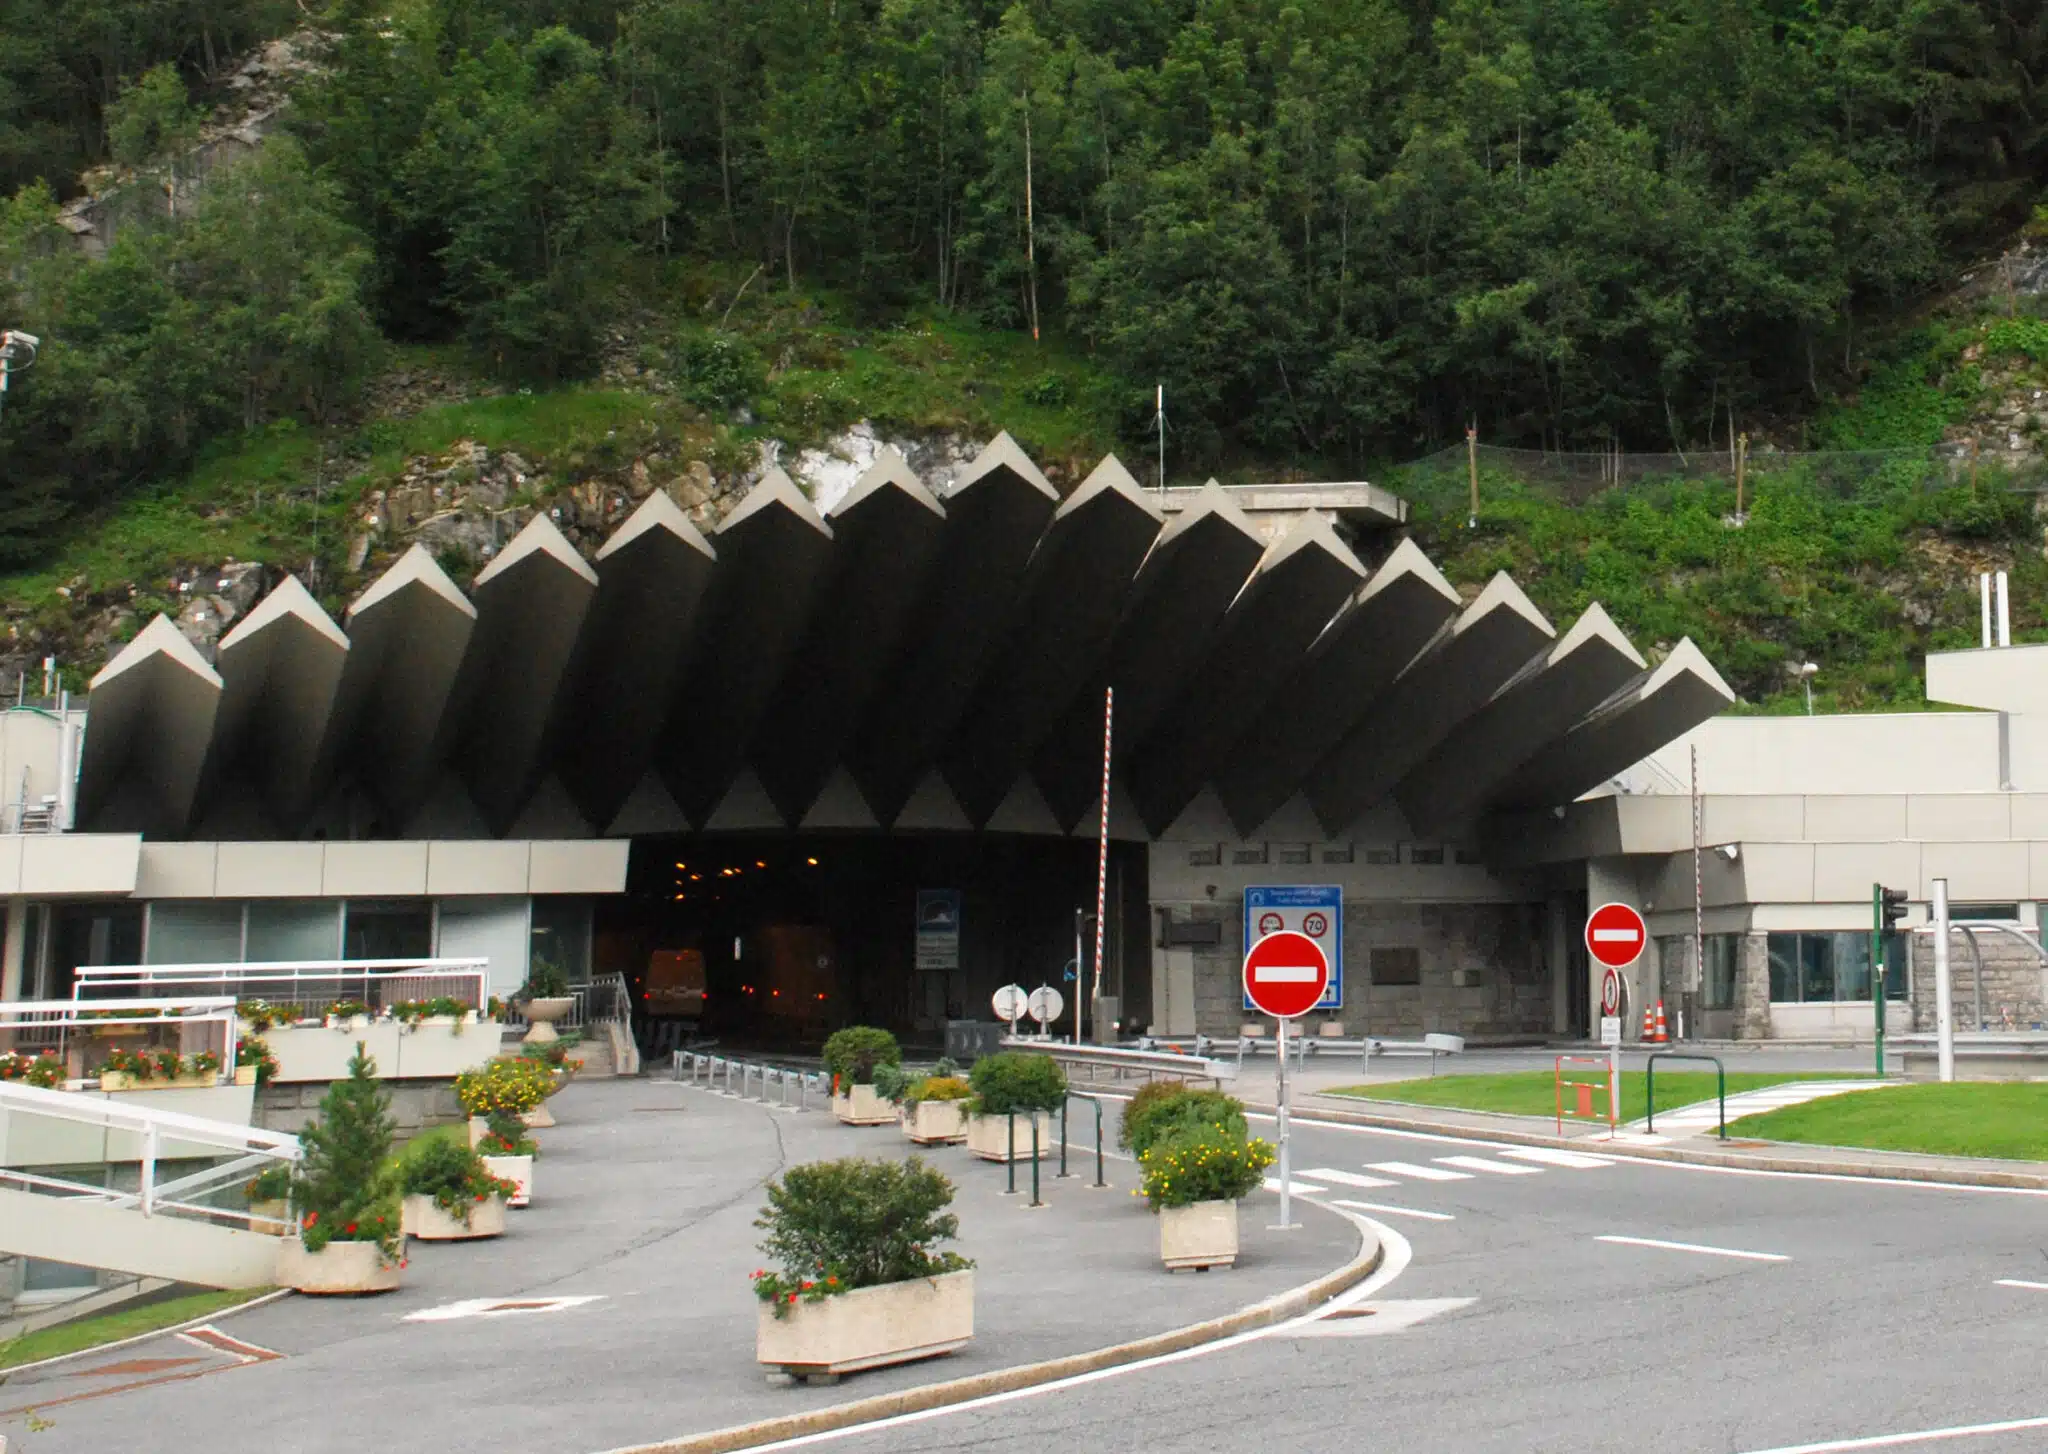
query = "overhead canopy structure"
xmin=74 ymin=435 xmax=1734 ymax=844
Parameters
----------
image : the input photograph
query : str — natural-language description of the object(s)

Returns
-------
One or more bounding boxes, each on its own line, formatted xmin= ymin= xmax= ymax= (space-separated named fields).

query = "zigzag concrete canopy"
xmin=68 ymin=440 xmax=1733 ymax=844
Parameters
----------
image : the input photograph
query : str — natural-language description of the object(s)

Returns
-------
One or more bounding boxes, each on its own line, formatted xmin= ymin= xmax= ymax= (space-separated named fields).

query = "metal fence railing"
xmin=1 ymin=996 xmax=240 ymax=1085
xmin=72 ymin=960 xmax=491 ymax=1020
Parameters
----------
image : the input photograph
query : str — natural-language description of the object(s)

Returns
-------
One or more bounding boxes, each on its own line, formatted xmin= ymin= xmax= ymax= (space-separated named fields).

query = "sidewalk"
xmin=1 ymin=1076 xmax=1361 ymax=1454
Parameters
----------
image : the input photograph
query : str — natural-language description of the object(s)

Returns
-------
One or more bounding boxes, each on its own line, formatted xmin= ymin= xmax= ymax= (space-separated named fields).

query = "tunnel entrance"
xmin=595 ymin=832 xmax=1149 ymax=1056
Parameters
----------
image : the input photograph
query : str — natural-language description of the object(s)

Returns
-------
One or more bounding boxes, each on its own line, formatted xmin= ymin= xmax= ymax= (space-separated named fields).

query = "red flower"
xmin=786 ymin=1292 xmax=797 ymax=1305
xmin=826 ymin=1276 xmax=838 ymax=1286
xmin=345 ymin=1223 xmax=357 ymax=1234
xmin=801 ymin=1281 xmax=814 ymax=1291
xmin=303 ymin=1212 xmax=318 ymax=1227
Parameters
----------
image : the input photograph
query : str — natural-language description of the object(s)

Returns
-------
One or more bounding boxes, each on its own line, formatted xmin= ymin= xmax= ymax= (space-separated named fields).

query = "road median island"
xmin=1724 ymin=1081 xmax=2048 ymax=1161
xmin=1326 ymin=1071 xmax=1866 ymax=1124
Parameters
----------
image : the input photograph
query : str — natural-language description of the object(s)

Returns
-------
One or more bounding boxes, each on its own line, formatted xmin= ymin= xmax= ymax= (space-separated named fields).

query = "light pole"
xmin=0 ymin=329 xmax=40 ymax=422
xmin=1799 ymin=662 xmax=1817 ymax=715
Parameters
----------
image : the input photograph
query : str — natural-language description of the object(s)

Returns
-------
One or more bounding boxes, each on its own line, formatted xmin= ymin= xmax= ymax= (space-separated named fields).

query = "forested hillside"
xmin=0 ymin=0 xmax=2046 ymax=708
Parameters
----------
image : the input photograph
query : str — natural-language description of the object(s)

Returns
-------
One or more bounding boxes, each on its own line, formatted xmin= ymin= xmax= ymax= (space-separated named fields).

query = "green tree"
xmin=104 ymin=63 xmax=200 ymax=168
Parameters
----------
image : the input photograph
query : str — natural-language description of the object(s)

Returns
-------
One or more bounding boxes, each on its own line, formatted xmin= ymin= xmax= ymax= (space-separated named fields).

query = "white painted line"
xmin=1332 ymin=1199 xmax=1455 ymax=1222
xmin=1367 ymin=1160 xmax=1472 ymax=1182
xmin=404 ymin=1295 xmax=606 ymax=1322
xmin=1498 ymin=1147 xmax=1615 ymax=1169
xmin=1288 ymin=1297 xmax=1476 ymax=1338
xmin=1436 ymin=1155 xmax=1542 ymax=1176
xmin=1733 ymin=1412 xmax=2048 ymax=1452
xmin=1995 ymin=1278 xmax=2048 ymax=1291
xmin=1596 ymin=1234 xmax=1788 ymax=1263
xmin=1262 ymin=1178 xmax=1327 ymax=1196
xmin=1252 ymin=965 xmax=1320 ymax=983
xmin=1298 ymin=1167 xmax=1398 ymax=1189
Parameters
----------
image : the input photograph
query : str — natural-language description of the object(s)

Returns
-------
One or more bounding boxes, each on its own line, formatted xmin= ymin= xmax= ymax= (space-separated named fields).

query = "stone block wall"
xmin=256 ymin=1078 xmax=465 ymax=1135
xmin=1909 ymin=930 xmax=2048 ymax=1031
xmin=1184 ymin=898 xmax=1552 ymax=1040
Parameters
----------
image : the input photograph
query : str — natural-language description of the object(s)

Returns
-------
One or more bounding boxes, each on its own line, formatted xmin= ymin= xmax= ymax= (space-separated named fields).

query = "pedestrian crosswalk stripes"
xmin=1498 ymin=1147 xmax=1615 ymax=1169
xmin=1365 ymin=1161 xmax=1472 ymax=1181
xmin=1298 ymin=1167 xmax=1400 ymax=1189
xmin=1435 ymin=1155 xmax=1543 ymax=1176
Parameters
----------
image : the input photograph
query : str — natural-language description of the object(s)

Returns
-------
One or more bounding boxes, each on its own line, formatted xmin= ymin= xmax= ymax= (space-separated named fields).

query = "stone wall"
xmin=256 ymin=1077 xmax=464 ymax=1135
xmin=1737 ymin=933 xmax=1772 ymax=1039
xmin=1909 ymin=929 xmax=2048 ymax=1031
xmin=1184 ymin=898 xmax=1553 ymax=1040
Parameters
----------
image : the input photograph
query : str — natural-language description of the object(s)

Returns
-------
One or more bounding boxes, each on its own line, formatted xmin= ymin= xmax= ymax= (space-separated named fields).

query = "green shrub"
xmin=751 ymin=1156 xmax=971 ymax=1316
xmin=905 ymin=1075 xmax=972 ymax=1107
xmin=677 ymin=330 xmax=766 ymax=412
xmin=1138 ymin=1123 xmax=1275 ymax=1210
xmin=871 ymin=1060 xmax=913 ymax=1102
xmin=967 ymin=1051 xmax=1067 ymax=1115
xmin=399 ymin=1136 xmax=518 ymax=1226
xmin=823 ymin=1027 xmax=901 ymax=1087
xmin=480 ymin=1111 xmax=537 ymax=1157
xmin=1118 ymin=1084 xmax=1248 ymax=1158
xmin=290 ymin=1045 xmax=403 ymax=1262
xmin=246 ymin=1164 xmax=293 ymax=1204
xmin=520 ymin=956 xmax=569 ymax=1000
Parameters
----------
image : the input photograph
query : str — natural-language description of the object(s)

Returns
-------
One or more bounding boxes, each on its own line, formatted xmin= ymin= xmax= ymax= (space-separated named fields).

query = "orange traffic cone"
xmin=1651 ymin=1000 xmax=1670 ymax=1044
xmin=1641 ymin=1005 xmax=1655 ymax=1041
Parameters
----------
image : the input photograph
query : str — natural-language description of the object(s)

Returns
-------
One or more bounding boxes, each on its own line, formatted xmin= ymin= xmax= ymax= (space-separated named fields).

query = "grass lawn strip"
xmin=1726 ymin=1082 xmax=2048 ymax=1161
xmin=0 ymin=1287 xmax=274 ymax=1371
xmin=1327 ymin=1070 xmax=1869 ymax=1125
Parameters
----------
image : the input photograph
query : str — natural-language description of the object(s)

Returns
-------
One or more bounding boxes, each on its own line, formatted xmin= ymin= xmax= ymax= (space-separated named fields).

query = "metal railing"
xmin=1001 ymin=1038 xmax=1237 ymax=1086
xmin=1 ymin=996 xmax=239 ymax=1085
xmin=1643 ymin=1052 xmax=1727 ymax=1140
xmin=74 ymin=959 xmax=490 ymax=1020
xmin=1132 ymin=1030 xmax=1465 ymax=1075
xmin=501 ymin=972 xmax=631 ymax=1036
xmin=673 ymin=1052 xmax=832 ymax=1110
xmin=0 ymin=1079 xmax=299 ymax=1228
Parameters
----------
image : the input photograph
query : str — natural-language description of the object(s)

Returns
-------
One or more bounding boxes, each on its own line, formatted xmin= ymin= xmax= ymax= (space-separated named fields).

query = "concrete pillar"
xmin=1 ymin=897 xmax=26 ymax=1002
xmin=1737 ymin=932 xmax=1771 ymax=1040
xmin=1547 ymin=896 xmax=1571 ymax=1036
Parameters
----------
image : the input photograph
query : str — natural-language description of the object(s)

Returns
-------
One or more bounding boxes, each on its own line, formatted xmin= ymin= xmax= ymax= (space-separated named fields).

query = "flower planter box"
xmin=402 ymin=1193 xmax=509 ymax=1240
xmin=249 ymin=1199 xmax=291 ymax=1234
xmin=277 ymin=1237 xmax=402 ymax=1295
xmin=468 ymin=1115 xmax=489 ymax=1148
xmin=1159 ymin=1199 xmax=1239 ymax=1271
xmin=832 ymin=1084 xmax=896 ymax=1126
xmin=522 ymin=1103 xmax=556 ymax=1129
xmin=903 ymin=1099 xmax=967 ymax=1145
xmin=522 ymin=997 xmax=574 ymax=1045
xmin=965 ymin=1111 xmax=1055 ymax=1162
xmin=324 ymin=1014 xmax=371 ymax=1032
xmin=482 ymin=1153 xmax=532 ymax=1207
xmin=99 ymin=1071 xmax=217 ymax=1092
xmin=757 ymin=1270 xmax=973 ymax=1380
xmin=233 ymin=1064 xmax=259 ymax=1086
xmin=262 ymin=1022 xmax=499 ymax=1083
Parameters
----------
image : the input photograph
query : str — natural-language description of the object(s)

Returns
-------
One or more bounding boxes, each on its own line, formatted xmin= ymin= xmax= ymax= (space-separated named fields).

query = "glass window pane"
xmin=1800 ymin=935 xmax=1833 ymax=1002
xmin=344 ymin=901 xmax=432 ymax=961
xmin=1703 ymin=935 xmax=1737 ymax=1010
xmin=1883 ymin=931 xmax=1908 ymax=999
xmin=529 ymin=897 xmax=591 ymax=983
xmin=146 ymin=902 xmax=243 ymax=964
xmin=1831 ymin=932 xmax=1873 ymax=1002
xmin=245 ymin=901 xmax=341 ymax=962
xmin=439 ymin=897 xmax=532 ymax=1001
xmin=1767 ymin=934 xmax=1799 ymax=1002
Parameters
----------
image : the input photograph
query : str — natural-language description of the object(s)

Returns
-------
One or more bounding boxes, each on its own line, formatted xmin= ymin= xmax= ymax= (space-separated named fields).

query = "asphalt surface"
xmin=794 ymin=1106 xmax=2048 ymax=1454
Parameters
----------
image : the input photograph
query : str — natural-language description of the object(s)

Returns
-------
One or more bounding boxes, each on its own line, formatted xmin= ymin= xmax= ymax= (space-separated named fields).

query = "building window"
xmin=1277 ymin=843 xmax=1312 ymax=865
xmin=1454 ymin=846 xmax=1484 ymax=865
xmin=246 ymin=901 xmax=343 ymax=962
xmin=345 ymin=901 xmax=433 ymax=961
xmin=1766 ymin=932 xmax=1907 ymax=1003
xmin=1702 ymin=935 xmax=1738 ymax=1010
xmin=528 ymin=897 xmax=591 ymax=983
xmin=145 ymin=902 xmax=243 ymax=964
xmin=1952 ymin=903 xmax=2018 ymax=923
xmin=1321 ymin=844 xmax=1354 ymax=864
xmin=1187 ymin=845 xmax=1220 ymax=867
xmin=1231 ymin=845 xmax=1269 ymax=866
xmin=1363 ymin=846 xmax=1399 ymax=865
xmin=1407 ymin=845 xmax=1444 ymax=865
xmin=1370 ymin=947 xmax=1422 ymax=986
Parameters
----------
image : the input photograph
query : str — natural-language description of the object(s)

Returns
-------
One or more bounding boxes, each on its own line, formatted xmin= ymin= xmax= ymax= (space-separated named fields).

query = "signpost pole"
xmin=1243 ymin=929 xmax=1324 ymax=1232
xmin=1091 ymin=687 xmax=1113 ymax=1045
xmin=1275 ymin=1016 xmax=1293 ymax=1230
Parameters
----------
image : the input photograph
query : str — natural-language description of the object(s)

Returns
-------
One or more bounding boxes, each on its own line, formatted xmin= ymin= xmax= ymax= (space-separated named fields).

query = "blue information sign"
xmin=1243 ymin=884 xmax=1342 ymax=1010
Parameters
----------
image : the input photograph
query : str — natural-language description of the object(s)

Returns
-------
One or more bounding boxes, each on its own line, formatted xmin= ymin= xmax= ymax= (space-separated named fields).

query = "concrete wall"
xmin=134 ymin=838 xmax=627 ymax=898
xmin=1909 ymin=926 xmax=2048 ymax=1032
xmin=256 ymin=1076 xmax=465 ymax=1135
xmin=1642 ymin=712 xmax=2028 ymax=795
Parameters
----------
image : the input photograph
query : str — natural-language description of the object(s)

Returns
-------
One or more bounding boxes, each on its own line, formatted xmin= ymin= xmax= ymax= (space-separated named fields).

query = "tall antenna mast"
xmin=1154 ymin=385 xmax=1165 ymax=494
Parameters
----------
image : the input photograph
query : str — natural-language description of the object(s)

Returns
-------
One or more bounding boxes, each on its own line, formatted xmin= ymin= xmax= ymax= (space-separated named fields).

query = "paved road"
xmin=794 ymin=1109 xmax=2048 ymax=1454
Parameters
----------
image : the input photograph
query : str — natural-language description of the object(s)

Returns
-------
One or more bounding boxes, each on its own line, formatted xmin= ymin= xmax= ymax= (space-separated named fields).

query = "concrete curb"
xmin=0 ymin=1287 xmax=291 ymax=1381
xmin=597 ymin=1210 xmax=1384 ymax=1454
xmin=1281 ymin=1096 xmax=2048 ymax=1191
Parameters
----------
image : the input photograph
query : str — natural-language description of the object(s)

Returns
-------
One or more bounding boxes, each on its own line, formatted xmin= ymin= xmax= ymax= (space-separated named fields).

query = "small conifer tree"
xmin=290 ymin=1043 xmax=402 ymax=1263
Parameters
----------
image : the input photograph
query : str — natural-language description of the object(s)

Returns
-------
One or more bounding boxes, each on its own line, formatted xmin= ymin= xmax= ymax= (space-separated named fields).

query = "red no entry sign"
xmin=1243 ymin=930 xmax=1330 ymax=1019
xmin=1585 ymin=902 xmax=1647 ymax=969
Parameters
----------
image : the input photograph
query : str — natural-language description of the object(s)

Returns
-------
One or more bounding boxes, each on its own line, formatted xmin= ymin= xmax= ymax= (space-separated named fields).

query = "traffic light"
xmin=1880 ymin=886 xmax=1909 ymax=930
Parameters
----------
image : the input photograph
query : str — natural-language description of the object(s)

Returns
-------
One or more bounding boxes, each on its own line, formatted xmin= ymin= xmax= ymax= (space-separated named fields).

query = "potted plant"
xmin=0 ymin=1050 xmax=66 ymax=1088
xmin=83 ymin=1008 xmax=156 ymax=1041
xmin=246 ymin=1163 xmax=293 ymax=1232
xmin=393 ymin=996 xmax=476 ymax=1033
xmin=236 ymin=999 xmax=287 ymax=1034
xmin=518 ymin=957 xmax=574 ymax=1044
xmin=824 ymin=1027 xmax=901 ymax=1125
xmin=98 ymin=1047 xmax=220 ymax=1090
xmin=455 ymin=1057 xmax=553 ymax=1132
xmin=278 ymin=1044 xmax=406 ymax=1294
xmin=477 ymin=1112 xmax=536 ymax=1207
xmin=1139 ymin=1122 xmax=1275 ymax=1271
xmin=1117 ymin=1084 xmax=1249 ymax=1159
xmin=400 ymin=1136 xmax=518 ymax=1240
xmin=753 ymin=1156 xmax=973 ymax=1384
xmin=963 ymin=1052 xmax=1066 ymax=1161
xmin=236 ymin=1037 xmax=279 ymax=1087
xmin=324 ymin=1000 xmax=371 ymax=1031
xmin=900 ymin=1073 xmax=972 ymax=1146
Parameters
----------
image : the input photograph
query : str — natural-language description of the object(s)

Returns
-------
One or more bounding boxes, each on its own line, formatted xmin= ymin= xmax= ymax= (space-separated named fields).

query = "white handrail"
xmin=74 ymin=959 xmax=492 ymax=1013
xmin=0 ymin=1079 xmax=299 ymax=1154
xmin=2 ymin=996 xmax=242 ymax=1084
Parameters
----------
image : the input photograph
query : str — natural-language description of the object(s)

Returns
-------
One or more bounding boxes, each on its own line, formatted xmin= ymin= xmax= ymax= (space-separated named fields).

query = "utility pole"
xmin=1154 ymin=386 xmax=1166 ymax=494
xmin=1022 ymin=98 xmax=1039 ymax=343
xmin=1735 ymin=432 xmax=1748 ymax=521
xmin=1466 ymin=426 xmax=1479 ymax=528
xmin=1691 ymin=744 xmax=1702 ymax=1043
xmin=1931 ymin=880 xmax=1953 ymax=1083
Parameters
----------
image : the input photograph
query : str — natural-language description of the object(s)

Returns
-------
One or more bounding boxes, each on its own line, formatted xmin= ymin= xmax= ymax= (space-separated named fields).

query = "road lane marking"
xmin=1596 ymin=1234 xmax=1788 ymax=1263
xmin=1299 ymin=1167 xmax=1398 ymax=1188
xmin=1734 ymin=1412 xmax=2048 ymax=1452
xmin=1498 ymin=1147 xmax=1615 ymax=1169
xmin=1263 ymin=1178 xmax=1327 ymax=1196
xmin=1332 ymin=1199 xmax=1455 ymax=1222
xmin=1436 ymin=1155 xmax=1541 ymax=1176
xmin=1994 ymin=1278 xmax=2048 ymax=1291
xmin=1367 ymin=1160 xmax=1472 ymax=1181
xmin=1289 ymin=1297 xmax=1476 ymax=1338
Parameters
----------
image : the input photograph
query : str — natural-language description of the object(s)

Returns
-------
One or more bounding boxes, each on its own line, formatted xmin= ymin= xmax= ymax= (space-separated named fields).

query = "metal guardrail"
xmin=1133 ymin=1030 xmax=1465 ymax=1075
xmin=502 ymin=972 xmax=632 ymax=1036
xmin=673 ymin=1052 xmax=831 ymax=1110
xmin=1000 ymin=1038 xmax=1236 ymax=1085
xmin=1644 ymin=1051 xmax=1727 ymax=1140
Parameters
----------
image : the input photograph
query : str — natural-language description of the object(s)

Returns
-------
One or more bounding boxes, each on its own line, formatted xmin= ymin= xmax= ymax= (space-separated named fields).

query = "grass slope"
xmin=1726 ymin=1081 xmax=2048 ymax=1161
xmin=1329 ymin=1070 xmax=1864 ymax=1125
xmin=0 ymin=1286 xmax=272 ymax=1371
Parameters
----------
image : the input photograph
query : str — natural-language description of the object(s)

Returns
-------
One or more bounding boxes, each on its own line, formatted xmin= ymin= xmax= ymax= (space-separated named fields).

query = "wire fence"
xmin=1390 ymin=441 xmax=2048 ymax=521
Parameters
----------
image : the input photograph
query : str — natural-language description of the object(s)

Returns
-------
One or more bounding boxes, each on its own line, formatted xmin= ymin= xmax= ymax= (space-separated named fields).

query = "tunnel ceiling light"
xmin=806 ymin=857 xmax=819 ymax=866
xmin=756 ymin=860 xmax=766 ymax=868
xmin=689 ymin=873 xmax=701 ymax=881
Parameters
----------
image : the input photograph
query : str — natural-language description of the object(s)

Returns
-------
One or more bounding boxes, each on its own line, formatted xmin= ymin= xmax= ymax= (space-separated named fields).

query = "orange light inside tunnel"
xmin=756 ymin=860 xmax=766 ymax=868
xmin=806 ymin=857 xmax=818 ymax=866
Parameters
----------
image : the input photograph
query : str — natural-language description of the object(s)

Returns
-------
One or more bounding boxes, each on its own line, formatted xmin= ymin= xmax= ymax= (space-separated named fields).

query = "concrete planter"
xmin=468 ymin=1115 xmax=489 ymax=1148
xmin=278 ymin=1237 xmax=402 ymax=1295
xmin=482 ymin=1153 xmax=532 ymax=1207
xmin=522 ymin=1102 xmax=556 ymax=1128
xmin=261 ymin=1022 xmax=500 ymax=1084
xmin=1159 ymin=1199 xmax=1239 ymax=1271
xmin=757 ymin=1270 xmax=973 ymax=1380
xmin=402 ymin=1193 xmax=509 ymax=1240
xmin=99 ymin=1070 xmax=217 ymax=1092
xmin=324 ymin=1014 xmax=372 ymax=1032
xmin=522 ymin=997 xmax=574 ymax=1045
xmin=832 ymin=1084 xmax=896 ymax=1126
xmin=904 ymin=1099 xmax=967 ymax=1145
xmin=233 ymin=1064 xmax=259 ymax=1086
xmin=965 ymin=1111 xmax=1055 ymax=1162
